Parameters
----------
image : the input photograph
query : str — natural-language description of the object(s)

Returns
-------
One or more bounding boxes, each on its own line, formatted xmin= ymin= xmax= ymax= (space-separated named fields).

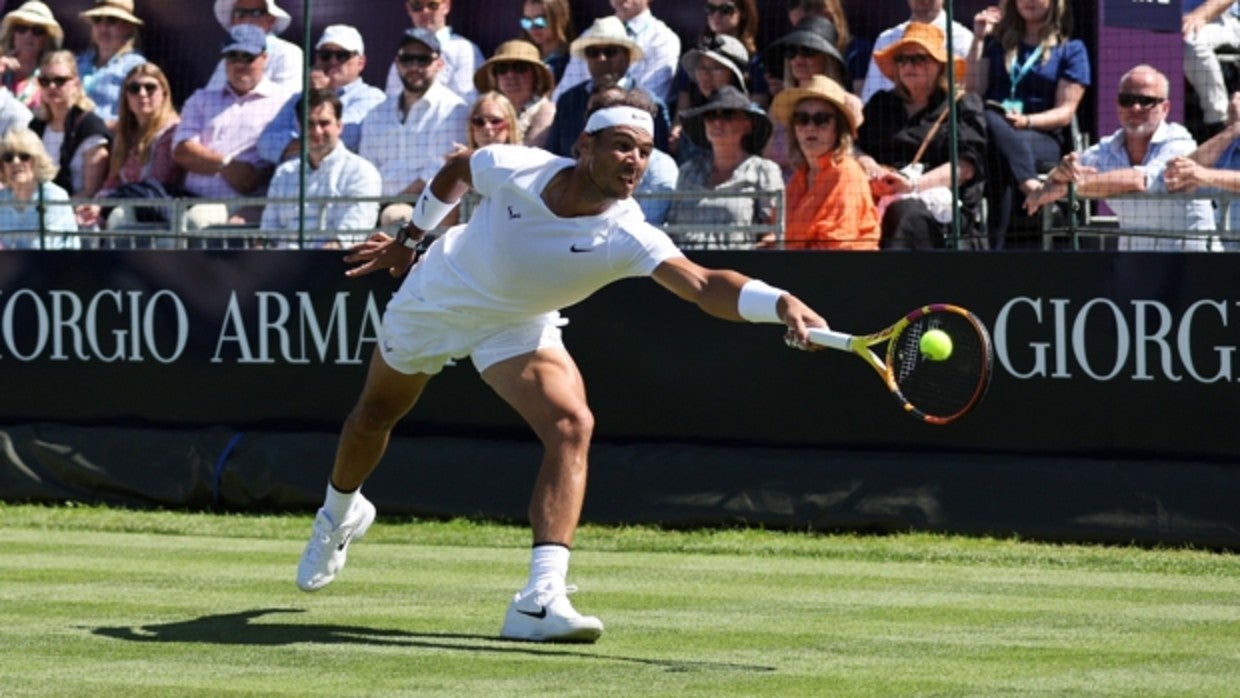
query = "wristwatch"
xmin=394 ymin=220 xmax=422 ymax=249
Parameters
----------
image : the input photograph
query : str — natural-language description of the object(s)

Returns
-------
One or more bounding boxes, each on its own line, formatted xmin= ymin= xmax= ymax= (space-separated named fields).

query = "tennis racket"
xmin=806 ymin=304 xmax=993 ymax=425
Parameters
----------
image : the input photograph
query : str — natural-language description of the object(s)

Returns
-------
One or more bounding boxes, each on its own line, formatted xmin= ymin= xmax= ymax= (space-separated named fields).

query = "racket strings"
xmin=890 ymin=312 xmax=991 ymax=420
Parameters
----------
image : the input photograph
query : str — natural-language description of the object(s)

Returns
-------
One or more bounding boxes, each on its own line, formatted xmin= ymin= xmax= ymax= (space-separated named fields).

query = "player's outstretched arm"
xmin=344 ymin=149 xmax=476 ymax=278
xmin=651 ymin=256 xmax=827 ymax=346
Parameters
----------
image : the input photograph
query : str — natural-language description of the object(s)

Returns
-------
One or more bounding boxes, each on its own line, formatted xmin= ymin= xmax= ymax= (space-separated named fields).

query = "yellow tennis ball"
xmin=919 ymin=328 xmax=953 ymax=361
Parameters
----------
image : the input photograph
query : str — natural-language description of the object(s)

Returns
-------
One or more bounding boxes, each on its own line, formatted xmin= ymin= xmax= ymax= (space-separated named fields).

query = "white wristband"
xmin=737 ymin=279 xmax=787 ymax=324
xmin=411 ymin=186 xmax=455 ymax=230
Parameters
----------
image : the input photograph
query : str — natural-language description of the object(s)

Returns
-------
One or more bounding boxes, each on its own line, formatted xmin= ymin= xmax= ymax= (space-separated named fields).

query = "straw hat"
xmin=769 ymin=74 xmax=857 ymax=136
xmin=569 ymin=16 xmax=643 ymax=64
xmin=679 ymin=85 xmax=772 ymax=153
xmin=681 ymin=34 xmax=749 ymax=92
xmin=214 ymin=0 xmax=291 ymax=35
xmin=79 ymin=0 xmax=143 ymax=27
xmin=765 ymin=16 xmax=845 ymax=74
xmin=873 ymin=22 xmax=966 ymax=84
xmin=474 ymin=40 xmax=555 ymax=96
xmin=1 ymin=1 xmax=64 ymax=47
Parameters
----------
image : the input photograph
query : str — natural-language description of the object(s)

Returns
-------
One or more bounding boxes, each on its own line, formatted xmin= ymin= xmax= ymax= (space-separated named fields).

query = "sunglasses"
xmin=584 ymin=46 xmax=623 ymax=60
xmin=785 ymin=45 xmax=824 ymax=59
xmin=705 ymin=3 xmax=738 ymax=16
xmin=703 ymin=109 xmax=743 ymax=121
xmin=893 ymin=53 xmax=933 ymax=67
xmin=492 ymin=62 xmax=531 ymax=77
xmin=792 ymin=111 xmax=835 ymax=127
xmin=125 ymin=81 xmax=160 ymax=95
xmin=36 ymin=75 xmax=72 ymax=88
xmin=471 ymin=115 xmax=506 ymax=128
xmin=90 ymin=16 xmax=127 ymax=26
xmin=1117 ymin=93 xmax=1165 ymax=109
xmin=407 ymin=1 xmax=441 ymax=11
xmin=316 ymin=48 xmax=356 ymax=63
xmin=1 ymin=151 xmax=32 ymax=164
xmin=224 ymin=51 xmax=261 ymax=64
xmin=520 ymin=15 xmax=548 ymax=31
xmin=231 ymin=8 xmax=268 ymax=19
xmin=12 ymin=24 xmax=48 ymax=36
xmin=397 ymin=52 xmax=435 ymax=67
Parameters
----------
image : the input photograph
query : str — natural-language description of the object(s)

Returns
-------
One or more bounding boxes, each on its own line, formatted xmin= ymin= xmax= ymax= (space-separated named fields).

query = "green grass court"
xmin=2 ymin=503 xmax=1238 ymax=697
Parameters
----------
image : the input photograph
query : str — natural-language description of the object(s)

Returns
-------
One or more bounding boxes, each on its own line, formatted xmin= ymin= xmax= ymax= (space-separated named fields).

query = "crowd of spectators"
xmin=1 ymin=0 xmax=1238 ymax=251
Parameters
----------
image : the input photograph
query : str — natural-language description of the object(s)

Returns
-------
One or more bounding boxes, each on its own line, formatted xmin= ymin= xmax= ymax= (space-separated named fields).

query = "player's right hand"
xmin=343 ymin=232 xmax=415 ymax=278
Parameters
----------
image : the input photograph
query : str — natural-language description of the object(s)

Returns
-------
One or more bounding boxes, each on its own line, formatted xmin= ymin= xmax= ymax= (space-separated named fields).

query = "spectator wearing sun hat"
xmin=544 ymin=16 xmax=670 ymax=158
xmin=666 ymin=85 xmax=783 ymax=250
xmin=770 ymin=74 xmax=879 ymax=250
xmin=75 ymin=0 xmax=147 ymax=128
xmin=205 ymin=0 xmax=302 ymax=93
xmin=552 ymin=0 xmax=680 ymax=103
xmin=258 ymin=24 xmax=386 ymax=163
xmin=0 ymin=1 xmax=63 ymax=109
xmin=672 ymin=33 xmax=750 ymax=165
xmin=474 ymin=40 xmax=556 ymax=147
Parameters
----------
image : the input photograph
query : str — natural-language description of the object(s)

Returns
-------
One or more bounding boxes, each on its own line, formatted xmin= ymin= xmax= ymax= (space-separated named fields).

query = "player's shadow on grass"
xmin=89 ymin=608 xmax=773 ymax=674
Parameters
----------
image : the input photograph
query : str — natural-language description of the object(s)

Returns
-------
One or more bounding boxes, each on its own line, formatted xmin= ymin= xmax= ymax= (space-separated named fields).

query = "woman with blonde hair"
xmin=94 ymin=62 xmax=184 ymax=232
xmin=770 ymin=74 xmax=878 ymax=250
xmin=30 ymin=50 xmax=111 ymax=230
xmin=857 ymin=22 xmax=988 ymax=249
xmin=518 ymin=0 xmax=575 ymax=84
xmin=474 ymin=40 xmax=556 ymax=147
xmin=0 ymin=1 xmax=63 ymax=108
xmin=0 ymin=127 xmax=78 ymax=249
xmin=466 ymin=91 xmax=520 ymax=148
xmin=75 ymin=0 xmax=147 ymax=128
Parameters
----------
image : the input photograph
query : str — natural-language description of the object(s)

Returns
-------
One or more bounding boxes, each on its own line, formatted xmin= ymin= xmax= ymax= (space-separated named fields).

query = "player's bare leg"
xmin=297 ymin=348 xmax=432 ymax=591
xmin=483 ymin=348 xmax=604 ymax=642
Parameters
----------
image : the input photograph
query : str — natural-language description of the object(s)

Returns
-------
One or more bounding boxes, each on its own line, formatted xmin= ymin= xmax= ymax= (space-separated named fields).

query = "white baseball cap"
xmin=316 ymin=24 xmax=364 ymax=55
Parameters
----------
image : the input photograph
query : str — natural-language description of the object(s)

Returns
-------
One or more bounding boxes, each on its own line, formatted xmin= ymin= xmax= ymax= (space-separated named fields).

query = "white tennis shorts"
xmin=378 ymin=298 xmax=568 ymax=376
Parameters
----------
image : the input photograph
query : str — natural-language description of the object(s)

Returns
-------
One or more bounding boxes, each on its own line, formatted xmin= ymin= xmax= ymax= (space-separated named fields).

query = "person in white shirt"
xmin=294 ymin=87 xmax=828 ymax=644
xmin=553 ymin=0 xmax=681 ymax=103
xmin=384 ymin=0 xmax=484 ymax=103
xmin=205 ymin=0 xmax=302 ymax=93
xmin=260 ymin=89 xmax=381 ymax=247
xmin=859 ymin=0 xmax=973 ymax=104
xmin=1183 ymin=0 xmax=1240 ymax=138
xmin=361 ymin=27 xmax=469 ymax=228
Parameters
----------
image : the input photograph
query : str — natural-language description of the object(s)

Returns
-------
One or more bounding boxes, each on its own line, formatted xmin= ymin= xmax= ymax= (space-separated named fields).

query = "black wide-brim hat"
xmin=765 ymin=15 xmax=846 ymax=72
xmin=679 ymin=85 xmax=773 ymax=153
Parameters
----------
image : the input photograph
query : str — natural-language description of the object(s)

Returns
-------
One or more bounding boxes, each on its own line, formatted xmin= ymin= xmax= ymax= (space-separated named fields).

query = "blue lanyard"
xmin=1008 ymin=44 xmax=1044 ymax=100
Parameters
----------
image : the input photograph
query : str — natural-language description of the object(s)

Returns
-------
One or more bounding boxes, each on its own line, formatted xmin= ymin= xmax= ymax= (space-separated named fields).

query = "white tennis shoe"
xmin=500 ymin=584 xmax=604 ymax=643
xmin=296 ymin=495 xmax=376 ymax=592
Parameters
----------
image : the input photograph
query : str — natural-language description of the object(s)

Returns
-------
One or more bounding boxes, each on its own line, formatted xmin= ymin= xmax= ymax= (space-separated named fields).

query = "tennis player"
xmin=296 ymin=88 xmax=827 ymax=643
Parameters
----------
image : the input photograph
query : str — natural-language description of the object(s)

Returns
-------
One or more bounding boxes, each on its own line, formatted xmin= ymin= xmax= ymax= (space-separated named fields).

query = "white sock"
xmin=524 ymin=543 xmax=570 ymax=594
xmin=322 ymin=482 xmax=358 ymax=525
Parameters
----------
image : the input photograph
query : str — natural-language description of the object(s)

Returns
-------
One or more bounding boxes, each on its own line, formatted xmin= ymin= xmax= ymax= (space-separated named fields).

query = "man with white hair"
xmin=257 ymin=24 xmax=386 ymax=163
xmin=1026 ymin=64 xmax=1216 ymax=251
xmin=205 ymin=0 xmax=302 ymax=91
xmin=294 ymin=88 xmax=828 ymax=643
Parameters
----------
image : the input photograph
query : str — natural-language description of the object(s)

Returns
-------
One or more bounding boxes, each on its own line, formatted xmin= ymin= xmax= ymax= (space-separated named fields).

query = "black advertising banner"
xmin=0 ymin=250 xmax=1238 ymax=462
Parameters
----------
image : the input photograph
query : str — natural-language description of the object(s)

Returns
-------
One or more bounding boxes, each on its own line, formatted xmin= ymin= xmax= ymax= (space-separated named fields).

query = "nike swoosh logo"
xmin=336 ymin=533 xmax=352 ymax=552
xmin=517 ymin=606 xmax=548 ymax=619
xmin=570 ymin=244 xmax=595 ymax=253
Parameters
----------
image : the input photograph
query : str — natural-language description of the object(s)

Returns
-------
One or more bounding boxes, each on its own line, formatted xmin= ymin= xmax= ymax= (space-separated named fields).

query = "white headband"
xmin=584 ymin=106 xmax=655 ymax=137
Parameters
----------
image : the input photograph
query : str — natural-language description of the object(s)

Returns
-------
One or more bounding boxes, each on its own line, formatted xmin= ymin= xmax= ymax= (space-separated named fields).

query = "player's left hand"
xmin=343 ymin=232 xmax=414 ymax=278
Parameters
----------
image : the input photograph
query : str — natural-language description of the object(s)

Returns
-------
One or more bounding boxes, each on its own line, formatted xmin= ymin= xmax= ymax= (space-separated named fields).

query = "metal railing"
xmin=1041 ymin=186 xmax=1240 ymax=251
xmin=0 ymin=189 xmax=789 ymax=250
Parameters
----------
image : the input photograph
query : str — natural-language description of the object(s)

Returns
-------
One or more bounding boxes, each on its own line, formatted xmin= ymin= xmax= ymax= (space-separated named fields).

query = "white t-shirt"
xmin=393 ymin=144 xmax=683 ymax=322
